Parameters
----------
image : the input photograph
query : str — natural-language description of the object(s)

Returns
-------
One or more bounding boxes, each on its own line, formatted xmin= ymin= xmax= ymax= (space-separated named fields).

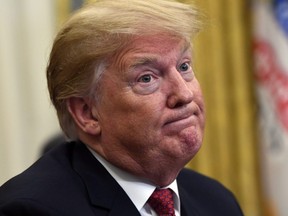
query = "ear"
xmin=67 ymin=97 xmax=101 ymax=136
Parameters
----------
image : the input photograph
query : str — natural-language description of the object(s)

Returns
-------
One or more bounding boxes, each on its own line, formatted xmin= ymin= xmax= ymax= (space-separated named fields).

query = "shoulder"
xmin=178 ymin=168 xmax=229 ymax=191
xmin=0 ymin=198 xmax=63 ymax=216
xmin=177 ymin=168 xmax=244 ymax=215
xmin=0 ymin=141 xmax=77 ymax=194
xmin=178 ymin=168 xmax=236 ymax=198
xmin=0 ymin=142 xmax=89 ymax=215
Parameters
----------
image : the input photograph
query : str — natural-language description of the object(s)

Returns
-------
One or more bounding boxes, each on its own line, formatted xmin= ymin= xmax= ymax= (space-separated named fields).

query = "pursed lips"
xmin=163 ymin=108 xmax=199 ymax=132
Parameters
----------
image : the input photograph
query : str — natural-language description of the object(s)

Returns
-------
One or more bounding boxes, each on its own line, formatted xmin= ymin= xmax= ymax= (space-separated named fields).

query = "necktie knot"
xmin=147 ymin=188 xmax=175 ymax=216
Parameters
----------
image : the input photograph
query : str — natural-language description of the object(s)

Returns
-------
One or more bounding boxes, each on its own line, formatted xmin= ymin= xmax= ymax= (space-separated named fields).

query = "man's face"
xmin=93 ymin=34 xmax=205 ymax=173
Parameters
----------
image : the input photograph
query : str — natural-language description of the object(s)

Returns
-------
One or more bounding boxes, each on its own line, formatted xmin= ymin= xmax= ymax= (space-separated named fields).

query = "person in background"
xmin=0 ymin=0 xmax=243 ymax=215
xmin=41 ymin=133 xmax=66 ymax=155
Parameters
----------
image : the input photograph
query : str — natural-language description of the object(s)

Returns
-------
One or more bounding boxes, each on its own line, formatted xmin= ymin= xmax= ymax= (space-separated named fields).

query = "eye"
xmin=179 ymin=62 xmax=191 ymax=72
xmin=138 ymin=74 xmax=152 ymax=83
xmin=133 ymin=73 xmax=159 ymax=95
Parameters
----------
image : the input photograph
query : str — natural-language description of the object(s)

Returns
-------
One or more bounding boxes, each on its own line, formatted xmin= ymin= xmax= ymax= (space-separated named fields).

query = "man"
xmin=0 ymin=0 xmax=243 ymax=215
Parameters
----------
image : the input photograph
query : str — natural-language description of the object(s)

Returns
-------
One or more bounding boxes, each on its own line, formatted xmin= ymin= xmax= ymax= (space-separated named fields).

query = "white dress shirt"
xmin=87 ymin=146 xmax=181 ymax=216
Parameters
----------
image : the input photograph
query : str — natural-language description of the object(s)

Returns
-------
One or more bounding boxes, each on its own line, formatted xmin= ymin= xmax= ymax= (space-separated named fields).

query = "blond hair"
xmin=47 ymin=0 xmax=203 ymax=139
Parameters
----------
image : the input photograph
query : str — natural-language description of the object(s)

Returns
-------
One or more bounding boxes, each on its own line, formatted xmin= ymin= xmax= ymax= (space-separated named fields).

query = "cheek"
xmin=123 ymin=100 xmax=164 ymax=132
xmin=100 ymin=92 xmax=164 ymax=132
xmin=191 ymin=79 xmax=203 ymax=96
xmin=181 ymin=127 xmax=202 ymax=148
xmin=191 ymin=81 xmax=205 ymax=111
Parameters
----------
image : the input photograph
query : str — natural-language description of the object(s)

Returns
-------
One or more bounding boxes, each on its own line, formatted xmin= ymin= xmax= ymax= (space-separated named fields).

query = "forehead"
xmin=110 ymin=34 xmax=191 ymax=70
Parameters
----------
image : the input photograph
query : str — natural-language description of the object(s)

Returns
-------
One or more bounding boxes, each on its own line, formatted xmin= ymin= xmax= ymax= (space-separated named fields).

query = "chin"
xmin=165 ymin=138 xmax=201 ymax=162
xmin=180 ymin=125 xmax=202 ymax=146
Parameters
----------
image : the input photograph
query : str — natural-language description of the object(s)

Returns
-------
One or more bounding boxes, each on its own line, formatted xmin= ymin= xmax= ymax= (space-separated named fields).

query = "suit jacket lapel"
xmin=71 ymin=141 xmax=141 ymax=216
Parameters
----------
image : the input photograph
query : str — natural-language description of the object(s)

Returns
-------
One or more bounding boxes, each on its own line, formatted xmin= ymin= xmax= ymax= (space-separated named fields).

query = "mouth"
xmin=165 ymin=113 xmax=194 ymax=125
xmin=164 ymin=106 xmax=199 ymax=125
xmin=163 ymin=108 xmax=200 ymax=133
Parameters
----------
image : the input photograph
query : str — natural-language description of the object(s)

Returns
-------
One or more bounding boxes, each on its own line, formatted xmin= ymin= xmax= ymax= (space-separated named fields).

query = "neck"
xmin=82 ymin=137 xmax=186 ymax=187
xmin=101 ymin=149 xmax=183 ymax=187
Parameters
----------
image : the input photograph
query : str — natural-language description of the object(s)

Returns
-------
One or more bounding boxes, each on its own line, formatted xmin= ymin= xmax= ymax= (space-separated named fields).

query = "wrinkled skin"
xmin=79 ymin=34 xmax=205 ymax=186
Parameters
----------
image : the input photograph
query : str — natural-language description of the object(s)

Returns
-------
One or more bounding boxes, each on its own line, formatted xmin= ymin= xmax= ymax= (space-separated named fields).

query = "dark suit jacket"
xmin=0 ymin=141 xmax=243 ymax=215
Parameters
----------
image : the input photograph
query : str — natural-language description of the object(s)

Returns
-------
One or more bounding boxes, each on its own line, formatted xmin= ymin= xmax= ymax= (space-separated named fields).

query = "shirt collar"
xmin=87 ymin=146 xmax=180 ymax=212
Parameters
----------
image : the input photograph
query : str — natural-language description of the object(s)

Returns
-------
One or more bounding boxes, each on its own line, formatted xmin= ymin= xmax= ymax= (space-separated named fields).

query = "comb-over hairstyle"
xmin=47 ymin=0 xmax=203 ymax=139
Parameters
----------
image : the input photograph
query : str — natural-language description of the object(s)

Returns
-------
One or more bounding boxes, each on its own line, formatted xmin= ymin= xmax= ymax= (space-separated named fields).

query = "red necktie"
xmin=147 ymin=188 xmax=176 ymax=216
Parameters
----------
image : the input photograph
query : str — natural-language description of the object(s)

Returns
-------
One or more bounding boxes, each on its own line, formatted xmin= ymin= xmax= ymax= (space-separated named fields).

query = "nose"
xmin=166 ymin=72 xmax=194 ymax=108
